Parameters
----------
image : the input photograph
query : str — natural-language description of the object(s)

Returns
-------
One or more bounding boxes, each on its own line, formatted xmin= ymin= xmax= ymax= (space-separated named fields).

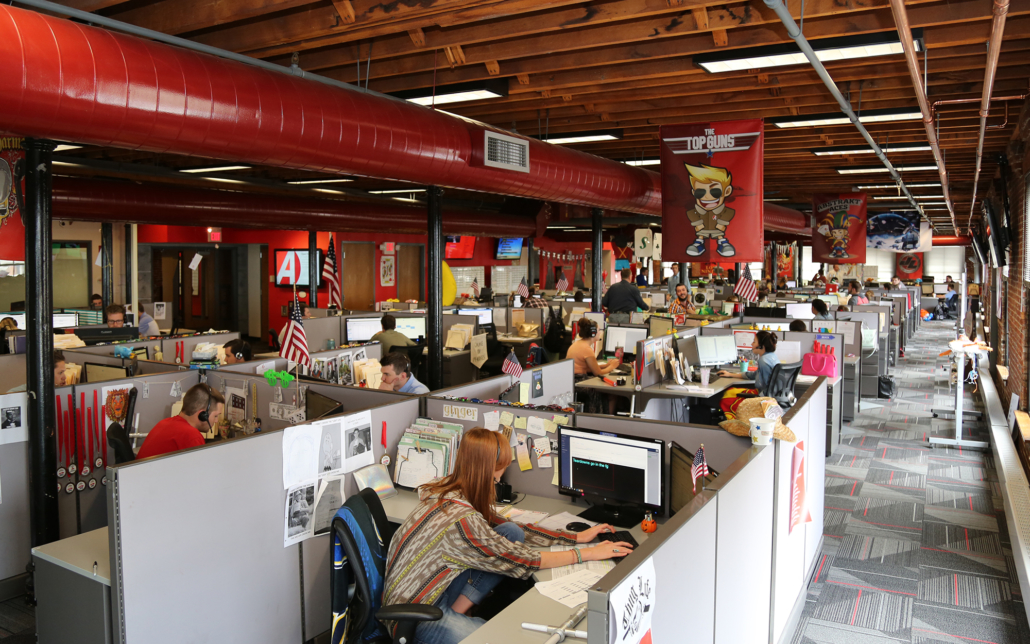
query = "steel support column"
xmin=101 ymin=223 xmax=113 ymax=308
xmin=24 ymin=138 xmax=59 ymax=546
xmin=123 ymin=224 xmax=132 ymax=306
xmin=308 ymin=231 xmax=318 ymax=309
xmin=427 ymin=187 xmax=444 ymax=391
xmin=591 ymin=208 xmax=603 ymax=313
xmin=678 ymin=262 xmax=687 ymax=292
xmin=527 ymin=238 xmax=536 ymax=288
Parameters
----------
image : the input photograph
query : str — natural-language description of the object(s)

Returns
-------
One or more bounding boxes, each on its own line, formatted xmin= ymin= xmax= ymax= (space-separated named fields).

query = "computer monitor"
xmin=457 ymin=308 xmax=492 ymax=325
xmin=785 ymin=303 xmax=815 ymax=320
xmin=584 ymin=312 xmax=605 ymax=328
xmin=76 ymin=327 xmax=140 ymax=345
xmin=816 ymin=294 xmax=836 ymax=304
xmin=669 ymin=441 xmax=718 ymax=515
xmin=53 ymin=313 xmax=78 ymax=328
xmin=649 ymin=292 xmax=667 ymax=308
xmin=394 ymin=316 xmax=427 ymax=340
xmin=648 ymin=315 xmax=673 ymax=338
xmin=695 ymin=335 xmax=737 ymax=366
xmin=558 ymin=426 xmax=665 ymax=526
xmin=604 ymin=326 xmax=647 ymax=356
xmin=744 ymin=306 xmax=786 ymax=318
xmin=0 ymin=313 xmax=25 ymax=329
xmin=345 ymin=317 xmax=382 ymax=342
xmin=306 ymin=389 xmax=343 ymax=420
xmin=84 ymin=362 xmax=129 ymax=383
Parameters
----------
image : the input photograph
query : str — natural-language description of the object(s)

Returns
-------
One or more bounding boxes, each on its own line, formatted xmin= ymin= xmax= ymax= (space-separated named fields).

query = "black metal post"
xmin=678 ymin=262 xmax=687 ymax=291
xmin=308 ymin=231 xmax=318 ymax=308
xmin=24 ymin=138 xmax=59 ymax=546
xmin=526 ymin=237 xmax=535 ymax=288
xmin=591 ymin=208 xmax=603 ymax=312
xmin=427 ymin=187 xmax=444 ymax=391
xmin=124 ymin=224 xmax=132 ymax=305
xmin=101 ymin=222 xmax=113 ymax=308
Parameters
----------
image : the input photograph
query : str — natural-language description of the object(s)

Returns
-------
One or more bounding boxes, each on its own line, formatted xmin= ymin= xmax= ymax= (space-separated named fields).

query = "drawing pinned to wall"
xmin=316 ymin=419 xmax=343 ymax=476
xmin=380 ymin=255 xmax=395 ymax=287
xmin=338 ymin=351 xmax=354 ymax=386
xmin=343 ymin=410 xmax=374 ymax=472
xmin=284 ymin=482 xmax=316 ymax=547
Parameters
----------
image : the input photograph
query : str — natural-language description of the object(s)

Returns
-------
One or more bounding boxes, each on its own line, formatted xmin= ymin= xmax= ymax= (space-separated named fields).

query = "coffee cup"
xmin=749 ymin=417 xmax=776 ymax=445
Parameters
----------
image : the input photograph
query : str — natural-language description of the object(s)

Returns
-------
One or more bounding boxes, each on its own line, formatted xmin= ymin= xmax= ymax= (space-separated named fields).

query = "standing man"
xmin=667 ymin=283 xmax=696 ymax=316
xmin=371 ymin=314 xmax=416 ymax=355
xmin=601 ymin=268 xmax=649 ymax=324
xmin=379 ymin=352 xmax=430 ymax=395
xmin=666 ymin=264 xmax=681 ymax=297
xmin=136 ymin=384 xmax=225 ymax=459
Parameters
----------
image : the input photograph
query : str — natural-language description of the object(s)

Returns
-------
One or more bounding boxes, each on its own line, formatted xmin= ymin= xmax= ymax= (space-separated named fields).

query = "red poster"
xmin=896 ymin=252 xmax=923 ymax=280
xmin=812 ymin=194 xmax=867 ymax=264
xmin=777 ymin=244 xmax=795 ymax=279
xmin=789 ymin=440 xmax=812 ymax=534
xmin=660 ymin=119 xmax=764 ymax=262
xmin=0 ymin=136 xmax=26 ymax=261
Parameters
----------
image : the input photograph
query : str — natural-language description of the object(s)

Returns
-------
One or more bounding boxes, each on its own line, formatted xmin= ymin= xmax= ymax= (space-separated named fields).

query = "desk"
xmin=32 ymin=527 xmax=112 ymax=644
xmin=381 ymin=490 xmax=651 ymax=644
xmin=574 ymin=376 xmax=738 ymax=421
xmin=798 ymin=375 xmax=842 ymax=456
xmin=423 ymin=347 xmax=477 ymax=387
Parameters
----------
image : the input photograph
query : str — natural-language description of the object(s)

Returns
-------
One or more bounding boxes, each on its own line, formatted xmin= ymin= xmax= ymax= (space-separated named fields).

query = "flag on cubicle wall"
xmin=281 ymin=291 xmax=312 ymax=367
xmin=322 ymin=234 xmax=342 ymax=308
xmin=516 ymin=276 xmax=529 ymax=298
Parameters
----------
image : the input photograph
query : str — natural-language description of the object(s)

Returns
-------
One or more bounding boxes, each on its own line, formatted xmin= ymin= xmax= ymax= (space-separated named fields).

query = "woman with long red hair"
xmin=382 ymin=428 xmax=632 ymax=643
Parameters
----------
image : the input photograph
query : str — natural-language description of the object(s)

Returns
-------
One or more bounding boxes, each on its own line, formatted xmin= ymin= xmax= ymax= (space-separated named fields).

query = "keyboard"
xmin=597 ymin=530 xmax=640 ymax=549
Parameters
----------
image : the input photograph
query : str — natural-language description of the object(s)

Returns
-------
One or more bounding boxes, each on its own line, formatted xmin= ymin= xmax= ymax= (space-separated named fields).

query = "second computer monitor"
xmin=457 ymin=308 xmax=492 ymax=325
xmin=394 ymin=316 xmax=427 ymax=340
xmin=604 ymin=326 xmax=647 ymax=356
xmin=345 ymin=317 xmax=381 ymax=342
xmin=695 ymin=335 xmax=737 ymax=366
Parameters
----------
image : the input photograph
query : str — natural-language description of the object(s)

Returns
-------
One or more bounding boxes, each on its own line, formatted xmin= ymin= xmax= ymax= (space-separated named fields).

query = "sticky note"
xmin=543 ymin=419 xmax=557 ymax=434
xmin=527 ymin=416 xmax=547 ymax=436
xmin=499 ymin=411 xmax=514 ymax=427
xmin=514 ymin=416 xmax=528 ymax=430
xmin=551 ymin=467 xmax=559 ymax=485
xmin=516 ymin=434 xmax=533 ymax=472
xmin=484 ymin=411 xmax=500 ymax=431
xmin=552 ymin=415 xmax=570 ymax=426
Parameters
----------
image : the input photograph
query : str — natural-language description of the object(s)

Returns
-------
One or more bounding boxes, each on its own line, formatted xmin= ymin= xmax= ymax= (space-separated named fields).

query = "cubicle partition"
xmin=0 ymin=353 xmax=25 ymax=392
xmin=302 ymin=316 xmax=344 ymax=352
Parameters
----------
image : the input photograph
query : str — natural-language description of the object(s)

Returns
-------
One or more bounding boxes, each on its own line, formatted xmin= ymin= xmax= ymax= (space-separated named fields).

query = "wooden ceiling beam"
xmin=50 ymin=0 xmax=133 ymax=10
xmin=105 ymin=0 xmax=315 ymax=36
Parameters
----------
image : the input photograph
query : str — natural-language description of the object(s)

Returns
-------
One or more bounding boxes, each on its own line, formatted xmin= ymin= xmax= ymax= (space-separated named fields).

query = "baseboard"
xmin=0 ymin=573 xmax=28 ymax=603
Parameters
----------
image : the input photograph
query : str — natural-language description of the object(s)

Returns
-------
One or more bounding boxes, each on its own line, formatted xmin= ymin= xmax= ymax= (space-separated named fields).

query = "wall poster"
xmin=867 ymin=210 xmax=932 ymax=252
xmin=659 ymin=119 xmax=764 ymax=262
xmin=379 ymin=255 xmax=395 ymax=287
xmin=812 ymin=194 xmax=867 ymax=264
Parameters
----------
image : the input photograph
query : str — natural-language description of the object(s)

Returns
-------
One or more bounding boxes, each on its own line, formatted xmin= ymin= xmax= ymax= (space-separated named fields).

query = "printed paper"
xmin=343 ymin=410 xmax=375 ymax=473
xmin=0 ymin=392 xmax=27 ymax=445
xmin=527 ymin=416 xmax=547 ymax=437
xmin=313 ymin=418 xmax=344 ymax=477
xmin=483 ymin=411 xmax=500 ymax=431
xmin=284 ymin=481 xmax=316 ymax=547
xmin=608 ymin=556 xmax=656 ymax=644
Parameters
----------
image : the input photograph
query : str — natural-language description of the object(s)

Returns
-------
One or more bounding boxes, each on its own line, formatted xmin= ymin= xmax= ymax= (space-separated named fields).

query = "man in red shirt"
xmin=136 ymin=384 xmax=225 ymax=460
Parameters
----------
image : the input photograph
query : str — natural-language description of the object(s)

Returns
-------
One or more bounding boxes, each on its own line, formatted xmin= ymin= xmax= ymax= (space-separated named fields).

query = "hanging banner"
xmin=651 ymin=233 xmax=662 ymax=261
xmin=867 ymin=211 xmax=932 ymax=252
xmin=633 ymin=229 xmax=653 ymax=260
xmin=0 ymin=136 xmax=26 ymax=261
xmin=812 ymin=194 xmax=867 ymax=264
xmin=896 ymin=252 xmax=924 ymax=280
xmin=789 ymin=441 xmax=812 ymax=534
xmin=659 ymin=119 xmax=764 ymax=262
xmin=776 ymin=244 xmax=795 ymax=279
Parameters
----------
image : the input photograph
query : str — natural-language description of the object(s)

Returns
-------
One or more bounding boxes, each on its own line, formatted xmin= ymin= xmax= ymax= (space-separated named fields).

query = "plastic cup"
xmin=700 ymin=368 xmax=710 ymax=387
xmin=740 ymin=361 xmax=749 ymax=373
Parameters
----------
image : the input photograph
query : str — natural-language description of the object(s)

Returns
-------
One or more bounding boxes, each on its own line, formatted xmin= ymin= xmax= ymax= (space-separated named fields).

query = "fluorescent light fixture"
xmin=54 ymin=144 xmax=81 ymax=152
xmin=203 ymin=177 xmax=247 ymax=184
xmin=836 ymin=164 xmax=938 ymax=174
xmin=180 ymin=165 xmax=250 ymax=173
xmin=873 ymin=194 xmax=944 ymax=200
xmin=770 ymin=107 xmax=922 ymax=129
xmin=368 ymin=188 xmax=427 ymax=195
xmin=622 ymin=158 xmax=660 ymax=166
xmin=764 ymin=198 xmax=790 ymax=202
xmin=694 ymin=30 xmax=923 ymax=73
xmin=812 ymin=143 xmax=932 ymax=156
xmin=391 ymin=79 xmax=508 ymax=106
xmin=287 ymin=178 xmax=354 ymax=185
xmin=313 ymin=189 xmax=347 ymax=195
xmin=537 ymin=129 xmax=624 ymax=145
xmin=857 ymin=182 xmax=941 ymax=189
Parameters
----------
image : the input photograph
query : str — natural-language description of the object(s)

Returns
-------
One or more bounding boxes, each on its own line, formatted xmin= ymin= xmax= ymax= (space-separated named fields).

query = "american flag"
xmin=516 ymin=276 xmax=529 ymax=298
xmin=280 ymin=290 xmax=312 ymax=367
xmin=734 ymin=265 xmax=758 ymax=303
xmin=322 ymin=235 xmax=342 ymax=308
xmin=501 ymin=349 xmax=523 ymax=378
xmin=470 ymin=277 xmax=481 ymax=298
xmin=691 ymin=444 xmax=709 ymax=492
xmin=555 ymin=272 xmax=569 ymax=293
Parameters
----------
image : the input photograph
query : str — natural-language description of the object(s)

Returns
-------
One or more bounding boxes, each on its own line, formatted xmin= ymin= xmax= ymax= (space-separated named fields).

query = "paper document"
xmin=527 ymin=416 xmax=547 ymax=436
xmin=282 ymin=425 xmax=321 ymax=489
xmin=343 ymin=410 xmax=375 ymax=473
xmin=536 ymin=511 xmax=595 ymax=532
xmin=284 ymin=481 xmax=316 ymax=547
xmin=535 ymin=569 xmax=604 ymax=608
xmin=549 ymin=545 xmax=616 ymax=579
xmin=778 ymin=340 xmax=802 ymax=364
xmin=500 ymin=508 xmax=550 ymax=525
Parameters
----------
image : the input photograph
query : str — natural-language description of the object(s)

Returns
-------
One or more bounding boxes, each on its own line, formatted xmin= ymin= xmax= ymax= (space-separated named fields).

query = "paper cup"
xmin=749 ymin=417 xmax=776 ymax=446
xmin=700 ymin=368 xmax=710 ymax=387
xmin=740 ymin=360 xmax=749 ymax=373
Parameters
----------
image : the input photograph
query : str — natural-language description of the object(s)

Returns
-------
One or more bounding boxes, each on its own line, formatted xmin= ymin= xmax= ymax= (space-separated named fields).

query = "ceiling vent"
xmin=480 ymin=131 xmax=530 ymax=173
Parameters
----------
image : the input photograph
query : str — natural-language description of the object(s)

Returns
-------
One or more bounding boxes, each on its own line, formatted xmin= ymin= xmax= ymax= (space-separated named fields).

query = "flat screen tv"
xmin=274 ymin=249 xmax=323 ymax=287
xmin=496 ymin=238 xmax=523 ymax=260
xmin=444 ymin=236 xmax=476 ymax=260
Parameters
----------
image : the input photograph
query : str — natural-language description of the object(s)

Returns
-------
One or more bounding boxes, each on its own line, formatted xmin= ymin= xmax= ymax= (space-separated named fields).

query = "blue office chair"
xmin=331 ymin=488 xmax=442 ymax=644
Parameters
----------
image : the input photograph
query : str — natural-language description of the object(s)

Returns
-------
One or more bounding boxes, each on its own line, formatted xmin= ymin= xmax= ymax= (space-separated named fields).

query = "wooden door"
xmin=396 ymin=244 xmax=423 ymax=301
xmin=341 ymin=242 xmax=375 ymax=311
xmin=184 ymin=249 xmax=216 ymax=330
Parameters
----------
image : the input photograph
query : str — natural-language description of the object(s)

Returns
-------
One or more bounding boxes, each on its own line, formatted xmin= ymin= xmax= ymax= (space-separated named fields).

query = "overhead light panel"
xmin=368 ymin=188 xmax=427 ymax=194
xmin=537 ymin=129 xmax=623 ymax=145
xmin=873 ymin=194 xmax=944 ymax=200
xmin=812 ymin=143 xmax=932 ymax=156
xmin=693 ymin=30 xmax=922 ymax=73
xmin=771 ymin=107 xmax=922 ymax=129
xmin=857 ymin=182 xmax=941 ymax=189
xmin=836 ymin=164 xmax=938 ymax=174
xmin=288 ymin=178 xmax=354 ymax=185
xmin=203 ymin=177 xmax=248 ymax=184
xmin=621 ymin=158 xmax=660 ymax=166
xmin=54 ymin=144 xmax=81 ymax=152
xmin=180 ymin=165 xmax=250 ymax=173
xmin=313 ymin=188 xmax=347 ymax=195
xmin=391 ymin=79 xmax=508 ymax=106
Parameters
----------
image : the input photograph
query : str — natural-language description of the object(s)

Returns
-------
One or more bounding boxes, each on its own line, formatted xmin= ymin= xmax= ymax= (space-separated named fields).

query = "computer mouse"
xmin=566 ymin=521 xmax=592 ymax=532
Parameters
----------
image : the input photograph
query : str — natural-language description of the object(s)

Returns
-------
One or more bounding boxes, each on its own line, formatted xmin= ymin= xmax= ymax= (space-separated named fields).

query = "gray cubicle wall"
xmin=132 ymin=359 xmax=186 ymax=375
xmin=0 ymin=423 xmax=30 ymax=586
xmin=0 ymin=353 xmax=25 ymax=392
xmin=518 ymin=359 xmax=574 ymax=403
xmin=431 ymin=374 xmax=512 ymax=401
xmin=302 ymin=316 xmax=344 ymax=353
xmin=218 ymin=357 xmax=288 ymax=375
xmin=62 ymin=349 xmax=126 ymax=370
xmin=108 ymin=396 xmax=421 ymax=644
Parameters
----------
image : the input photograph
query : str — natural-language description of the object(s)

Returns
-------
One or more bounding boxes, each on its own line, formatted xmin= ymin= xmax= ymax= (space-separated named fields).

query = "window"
xmin=801 ymin=246 xmax=820 ymax=283
xmin=924 ymin=247 xmax=965 ymax=279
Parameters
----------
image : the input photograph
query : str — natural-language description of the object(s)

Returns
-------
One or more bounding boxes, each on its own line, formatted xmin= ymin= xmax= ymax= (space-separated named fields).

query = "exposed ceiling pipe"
xmin=762 ymin=0 xmax=930 ymax=230
xmin=0 ymin=4 xmax=661 ymax=214
xmin=765 ymin=203 xmax=813 ymax=236
xmin=888 ymin=0 xmax=957 ymax=232
xmin=931 ymin=236 xmax=973 ymax=246
xmin=967 ymin=0 xmax=1011 ymax=232
xmin=50 ymin=177 xmax=538 ymax=237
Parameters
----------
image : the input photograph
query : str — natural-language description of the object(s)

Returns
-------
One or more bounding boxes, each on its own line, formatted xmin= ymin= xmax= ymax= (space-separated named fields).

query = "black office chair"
xmin=737 ymin=360 xmax=804 ymax=410
xmin=403 ymin=343 xmax=427 ymax=383
xmin=269 ymin=329 xmax=281 ymax=351
xmin=106 ymin=422 xmax=136 ymax=464
xmin=331 ymin=488 xmax=442 ymax=644
xmin=479 ymin=324 xmax=507 ymax=376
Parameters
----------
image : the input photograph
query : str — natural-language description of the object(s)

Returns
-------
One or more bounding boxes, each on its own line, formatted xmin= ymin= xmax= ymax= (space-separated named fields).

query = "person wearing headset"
xmin=223 ymin=339 xmax=253 ymax=365
xmin=136 ymin=384 xmax=225 ymax=459
xmin=566 ymin=317 xmax=620 ymax=378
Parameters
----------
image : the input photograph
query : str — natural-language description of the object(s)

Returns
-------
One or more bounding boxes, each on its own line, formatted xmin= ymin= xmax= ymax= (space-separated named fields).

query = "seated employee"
xmin=136 ymin=384 xmax=224 ymax=459
xmin=846 ymin=281 xmax=868 ymax=306
xmin=90 ymin=293 xmax=103 ymax=310
xmin=635 ymin=269 xmax=648 ymax=286
xmin=382 ymin=428 xmax=630 ymax=643
xmin=811 ymin=298 xmax=833 ymax=320
xmin=945 ymin=282 xmax=958 ymax=302
xmin=567 ymin=318 xmax=619 ymax=378
xmin=573 ymin=290 xmax=585 ymax=302
xmin=379 ymin=352 xmax=429 ymax=395
xmin=601 ymin=268 xmax=649 ymax=323
xmin=106 ymin=304 xmax=161 ymax=337
xmin=8 ymin=350 xmax=66 ymax=392
xmin=667 ymin=283 xmax=697 ymax=315
xmin=371 ymin=314 xmax=416 ymax=355
xmin=223 ymin=339 xmax=252 ymax=364
xmin=789 ymin=320 xmax=808 ymax=332
xmin=522 ymin=286 xmax=548 ymax=308
xmin=716 ymin=331 xmax=780 ymax=419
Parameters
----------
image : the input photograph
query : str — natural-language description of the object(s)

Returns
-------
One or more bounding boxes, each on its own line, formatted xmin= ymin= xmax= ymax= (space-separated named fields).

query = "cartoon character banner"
xmin=812 ymin=194 xmax=867 ymax=264
xmin=659 ymin=119 xmax=764 ymax=262
xmin=867 ymin=211 xmax=932 ymax=252
xmin=0 ymin=137 xmax=26 ymax=262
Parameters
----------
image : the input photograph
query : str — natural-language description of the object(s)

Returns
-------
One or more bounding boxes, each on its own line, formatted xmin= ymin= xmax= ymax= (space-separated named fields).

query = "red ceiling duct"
xmin=51 ymin=177 xmax=537 ymax=237
xmin=0 ymin=5 xmax=660 ymax=215
xmin=928 ymin=236 xmax=972 ymax=246
xmin=765 ymin=203 xmax=812 ymax=236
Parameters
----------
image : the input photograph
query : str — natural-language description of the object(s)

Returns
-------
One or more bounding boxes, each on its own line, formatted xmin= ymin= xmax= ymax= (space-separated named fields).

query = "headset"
xmin=197 ymin=384 xmax=214 ymax=426
xmin=581 ymin=318 xmax=598 ymax=338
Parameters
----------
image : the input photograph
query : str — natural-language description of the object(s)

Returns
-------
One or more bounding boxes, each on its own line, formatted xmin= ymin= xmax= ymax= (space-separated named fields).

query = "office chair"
xmin=737 ymin=361 xmax=803 ymax=410
xmin=403 ymin=343 xmax=426 ymax=382
xmin=479 ymin=324 xmax=507 ymax=376
xmin=106 ymin=422 xmax=136 ymax=464
xmin=269 ymin=329 xmax=281 ymax=351
xmin=331 ymin=488 xmax=442 ymax=644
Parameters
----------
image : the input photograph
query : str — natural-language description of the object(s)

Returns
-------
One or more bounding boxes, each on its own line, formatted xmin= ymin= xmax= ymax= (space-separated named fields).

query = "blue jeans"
xmin=414 ymin=522 xmax=525 ymax=644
